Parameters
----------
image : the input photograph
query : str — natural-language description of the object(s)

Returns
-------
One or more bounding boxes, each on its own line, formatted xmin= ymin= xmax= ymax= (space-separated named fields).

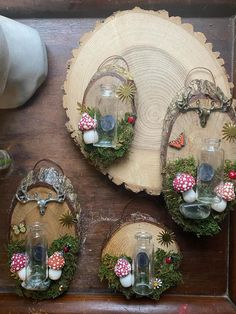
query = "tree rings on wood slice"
xmin=101 ymin=213 xmax=179 ymax=258
xmin=64 ymin=7 xmax=232 ymax=195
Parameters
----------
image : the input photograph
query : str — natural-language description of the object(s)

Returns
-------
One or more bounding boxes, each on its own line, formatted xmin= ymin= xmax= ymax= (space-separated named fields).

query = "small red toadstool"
xmin=114 ymin=258 xmax=132 ymax=288
xmin=78 ymin=112 xmax=98 ymax=144
xmin=173 ymin=173 xmax=196 ymax=203
xmin=212 ymin=182 xmax=235 ymax=212
xmin=79 ymin=112 xmax=97 ymax=131
xmin=114 ymin=258 xmax=131 ymax=277
xmin=48 ymin=252 xmax=65 ymax=280
xmin=10 ymin=253 xmax=29 ymax=281
xmin=10 ymin=253 xmax=27 ymax=272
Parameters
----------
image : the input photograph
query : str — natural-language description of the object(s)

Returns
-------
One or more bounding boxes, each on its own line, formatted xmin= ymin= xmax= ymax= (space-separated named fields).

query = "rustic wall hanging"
xmin=63 ymin=7 xmax=233 ymax=195
xmin=8 ymin=160 xmax=80 ymax=299
xmin=160 ymin=66 xmax=236 ymax=237
xmin=99 ymin=213 xmax=182 ymax=300
xmin=77 ymin=55 xmax=137 ymax=168
xmin=161 ymin=67 xmax=236 ymax=170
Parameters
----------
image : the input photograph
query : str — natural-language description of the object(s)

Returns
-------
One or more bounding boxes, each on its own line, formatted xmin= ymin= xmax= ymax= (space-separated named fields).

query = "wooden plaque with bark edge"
xmin=63 ymin=7 xmax=233 ymax=196
xmin=101 ymin=213 xmax=179 ymax=258
xmin=8 ymin=176 xmax=80 ymax=246
xmin=164 ymin=100 xmax=236 ymax=171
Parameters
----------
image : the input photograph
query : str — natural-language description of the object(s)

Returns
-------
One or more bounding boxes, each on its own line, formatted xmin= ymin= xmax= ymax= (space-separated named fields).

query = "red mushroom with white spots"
xmin=212 ymin=182 xmax=235 ymax=212
xmin=173 ymin=173 xmax=196 ymax=203
xmin=114 ymin=258 xmax=132 ymax=288
xmin=10 ymin=253 xmax=30 ymax=281
xmin=48 ymin=252 xmax=65 ymax=280
xmin=79 ymin=112 xmax=98 ymax=144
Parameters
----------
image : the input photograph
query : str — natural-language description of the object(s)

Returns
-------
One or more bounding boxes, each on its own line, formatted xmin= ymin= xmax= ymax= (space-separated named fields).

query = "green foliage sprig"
xmin=162 ymin=157 xmax=236 ymax=237
xmin=99 ymin=249 xmax=182 ymax=300
xmin=8 ymin=235 xmax=79 ymax=300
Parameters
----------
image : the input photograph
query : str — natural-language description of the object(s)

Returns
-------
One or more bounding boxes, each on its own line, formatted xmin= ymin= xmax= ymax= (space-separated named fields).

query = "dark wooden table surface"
xmin=0 ymin=1 xmax=236 ymax=313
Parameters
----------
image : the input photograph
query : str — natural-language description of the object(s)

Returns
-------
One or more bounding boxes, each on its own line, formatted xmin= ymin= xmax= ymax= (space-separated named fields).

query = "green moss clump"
xmin=82 ymin=112 xmax=134 ymax=168
xmin=163 ymin=157 xmax=236 ymax=237
xmin=152 ymin=250 xmax=182 ymax=300
xmin=99 ymin=249 xmax=182 ymax=300
xmin=99 ymin=254 xmax=134 ymax=299
xmin=8 ymin=235 xmax=79 ymax=300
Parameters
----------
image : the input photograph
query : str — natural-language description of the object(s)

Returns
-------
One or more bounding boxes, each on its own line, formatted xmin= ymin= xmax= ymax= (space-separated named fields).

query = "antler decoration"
xmin=16 ymin=188 xmax=65 ymax=216
xmin=176 ymin=79 xmax=232 ymax=127
xmin=15 ymin=166 xmax=67 ymax=216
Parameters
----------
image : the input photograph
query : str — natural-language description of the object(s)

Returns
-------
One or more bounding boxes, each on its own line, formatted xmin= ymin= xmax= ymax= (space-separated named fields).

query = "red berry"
xmin=165 ymin=257 xmax=172 ymax=264
xmin=127 ymin=116 xmax=136 ymax=124
xmin=228 ymin=170 xmax=236 ymax=180
xmin=63 ymin=245 xmax=70 ymax=253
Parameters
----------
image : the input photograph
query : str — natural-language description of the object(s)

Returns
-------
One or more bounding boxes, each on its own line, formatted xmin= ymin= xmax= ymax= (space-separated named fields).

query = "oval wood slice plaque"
xmin=8 ymin=162 xmax=81 ymax=299
xmin=64 ymin=7 xmax=232 ymax=195
xmin=102 ymin=213 xmax=179 ymax=258
xmin=9 ymin=164 xmax=80 ymax=245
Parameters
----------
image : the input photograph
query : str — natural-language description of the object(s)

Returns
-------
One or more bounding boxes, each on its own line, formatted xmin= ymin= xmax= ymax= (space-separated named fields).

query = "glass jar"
xmin=93 ymin=84 xmax=118 ymax=148
xmin=196 ymin=138 xmax=224 ymax=205
xmin=0 ymin=149 xmax=12 ymax=176
xmin=132 ymin=231 xmax=153 ymax=296
xmin=22 ymin=222 xmax=50 ymax=291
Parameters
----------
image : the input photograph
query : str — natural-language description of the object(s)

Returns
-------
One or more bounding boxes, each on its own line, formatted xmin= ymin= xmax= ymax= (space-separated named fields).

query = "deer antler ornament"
xmin=15 ymin=165 xmax=67 ymax=216
xmin=16 ymin=190 xmax=65 ymax=216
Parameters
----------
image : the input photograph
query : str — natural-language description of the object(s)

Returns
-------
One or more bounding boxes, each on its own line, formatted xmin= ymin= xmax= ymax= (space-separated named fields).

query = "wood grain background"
xmin=0 ymin=1 xmax=235 ymax=313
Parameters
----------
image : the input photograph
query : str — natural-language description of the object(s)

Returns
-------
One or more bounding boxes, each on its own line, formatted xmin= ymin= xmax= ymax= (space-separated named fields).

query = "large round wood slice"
xmin=102 ymin=213 xmax=179 ymax=258
xmin=63 ymin=7 xmax=232 ymax=195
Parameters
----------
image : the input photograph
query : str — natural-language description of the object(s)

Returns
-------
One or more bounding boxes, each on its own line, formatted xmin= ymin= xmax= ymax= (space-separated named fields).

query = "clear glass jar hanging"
xmin=93 ymin=84 xmax=118 ymax=148
xmin=22 ymin=222 xmax=50 ymax=291
xmin=0 ymin=149 xmax=12 ymax=177
xmin=196 ymin=138 xmax=224 ymax=205
xmin=132 ymin=231 xmax=154 ymax=296
xmin=79 ymin=55 xmax=137 ymax=149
